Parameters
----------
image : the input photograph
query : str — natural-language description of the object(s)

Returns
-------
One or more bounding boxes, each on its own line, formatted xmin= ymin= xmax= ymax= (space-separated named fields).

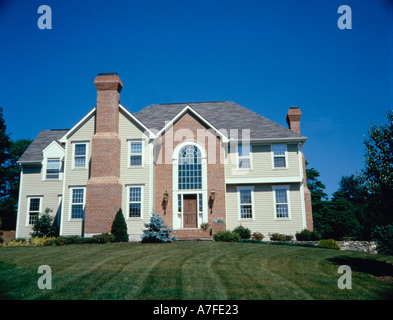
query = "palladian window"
xmin=178 ymin=145 xmax=202 ymax=190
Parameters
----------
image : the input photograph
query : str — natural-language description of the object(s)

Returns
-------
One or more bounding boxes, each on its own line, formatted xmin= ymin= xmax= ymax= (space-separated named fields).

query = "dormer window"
xmin=46 ymin=158 xmax=61 ymax=179
xmin=42 ymin=140 xmax=65 ymax=181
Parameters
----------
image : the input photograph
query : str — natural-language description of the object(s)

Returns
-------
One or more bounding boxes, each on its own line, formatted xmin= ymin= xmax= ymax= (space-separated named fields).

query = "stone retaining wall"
xmin=336 ymin=241 xmax=377 ymax=254
xmin=293 ymin=240 xmax=378 ymax=254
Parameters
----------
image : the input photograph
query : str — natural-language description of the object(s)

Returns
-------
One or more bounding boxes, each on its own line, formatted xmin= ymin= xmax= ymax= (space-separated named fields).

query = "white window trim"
xmin=236 ymin=143 xmax=253 ymax=170
xmin=271 ymin=144 xmax=288 ymax=170
xmin=236 ymin=186 xmax=255 ymax=221
xmin=126 ymin=184 xmax=144 ymax=220
xmin=68 ymin=187 xmax=86 ymax=221
xmin=272 ymin=185 xmax=291 ymax=220
xmin=26 ymin=196 xmax=43 ymax=227
xmin=42 ymin=157 xmax=63 ymax=181
xmin=128 ymin=139 xmax=144 ymax=168
xmin=71 ymin=141 xmax=89 ymax=170
xmin=172 ymin=140 xmax=208 ymax=230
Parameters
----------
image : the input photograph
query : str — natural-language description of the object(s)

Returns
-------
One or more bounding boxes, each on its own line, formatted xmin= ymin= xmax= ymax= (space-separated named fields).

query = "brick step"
xmin=173 ymin=229 xmax=213 ymax=240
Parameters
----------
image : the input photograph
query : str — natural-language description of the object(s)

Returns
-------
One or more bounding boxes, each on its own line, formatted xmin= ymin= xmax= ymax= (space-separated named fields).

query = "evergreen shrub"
xmin=141 ymin=213 xmax=176 ymax=243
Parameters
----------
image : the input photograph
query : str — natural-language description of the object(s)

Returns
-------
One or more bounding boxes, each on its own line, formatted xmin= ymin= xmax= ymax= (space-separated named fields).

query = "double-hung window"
xmin=46 ymin=158 xmax=61 ymax=179
xmin=238 ymin=143 xmax=251 ymax=169
xmin=272 ymin=144 xmax=287 ymax=168
xmin=71 ymin=188 xmax=85 ymax=219
xmin=238 ymin=187 xmax=254 ymax=219
xmin=273 ymin=186 xmax=290 ymax=219
xmin=129 ymin=186 xmax=142 ymax=218
xmin=129 ymin=141 xmax=143 ymax=167
xmin=73 ymin=143 xmax=87 ymax=169
xmin=28 ymin=197 xmax=41 ymax=225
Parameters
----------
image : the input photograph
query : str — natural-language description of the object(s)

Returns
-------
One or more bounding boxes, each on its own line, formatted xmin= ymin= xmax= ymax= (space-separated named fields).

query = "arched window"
xmin=178 ymin=145 xmax=202 ymax=190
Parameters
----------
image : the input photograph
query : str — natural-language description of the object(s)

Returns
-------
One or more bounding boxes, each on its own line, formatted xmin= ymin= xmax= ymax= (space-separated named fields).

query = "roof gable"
xmin=155 ymin=105 xmax=229 ymax=142
xmin=18 ymin=129 xmax=68 ymax=164
xmin=134 ymin=101 xmax=305 ymax=141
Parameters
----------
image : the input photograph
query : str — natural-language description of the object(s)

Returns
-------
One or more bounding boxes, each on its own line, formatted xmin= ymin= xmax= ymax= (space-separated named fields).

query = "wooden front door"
xmin=183 ymin=194 xmax=198 ymax=228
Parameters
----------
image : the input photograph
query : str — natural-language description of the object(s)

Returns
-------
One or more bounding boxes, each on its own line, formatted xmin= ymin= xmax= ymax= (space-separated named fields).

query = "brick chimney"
xmin=286 ymin=106 xmax=302 ymax=135
xmin=84 ymin=73 xmax=123 ymax=236
xmin=286 ymin=106 xmax=313 ymax=230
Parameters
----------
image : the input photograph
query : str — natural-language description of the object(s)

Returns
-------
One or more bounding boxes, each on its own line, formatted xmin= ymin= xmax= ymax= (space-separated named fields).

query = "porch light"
xmin=210 ymin=189 xmax=215 ymax=201
xmin=163 ymin=190 xmax=169 ymax=211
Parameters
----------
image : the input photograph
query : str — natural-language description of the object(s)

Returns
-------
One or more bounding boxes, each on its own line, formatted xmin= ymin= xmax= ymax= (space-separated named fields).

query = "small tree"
xmin=111 ymin=209 xmax=129 ymax=242
xmin=141 ymin=213 xmax=176 ymax=243
xmin=31 ymin=209 xmax=56 ymax=238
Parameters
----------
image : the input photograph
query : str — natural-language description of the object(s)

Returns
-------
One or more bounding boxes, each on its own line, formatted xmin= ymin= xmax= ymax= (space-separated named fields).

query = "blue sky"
xmin=0 ymin=0 xmax=392 ymax=196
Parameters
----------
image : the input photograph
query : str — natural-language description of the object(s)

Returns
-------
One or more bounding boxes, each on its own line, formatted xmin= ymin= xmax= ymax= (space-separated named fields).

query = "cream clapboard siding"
xmin=225 ymin=184 xmax=304 ymax=237
xmin=226 ymin=143 xmax=301 ymax=179
xmin=60 ymin=113 xmax=95 ymax=236
xmin=16 ymin=166 xmax=63 ymax=239
xmin=119 ymin=109 xmax=151 ymax=238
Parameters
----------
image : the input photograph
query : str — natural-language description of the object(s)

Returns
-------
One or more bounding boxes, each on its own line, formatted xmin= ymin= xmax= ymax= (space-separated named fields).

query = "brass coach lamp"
xmin=209 ymin=189 xmax=216 ymax=214
xmin=210 ymin=189 xmax=215 ymax=202
xmin=163 ymin=190 xmax=169 ymax=211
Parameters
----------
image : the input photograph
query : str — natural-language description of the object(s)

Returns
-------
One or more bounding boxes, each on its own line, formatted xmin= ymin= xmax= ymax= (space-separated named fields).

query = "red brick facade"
xmin=85 ymin=74 xmax=123 ymax=235
xmin=154 ymin=111 xmax=226 ymax=232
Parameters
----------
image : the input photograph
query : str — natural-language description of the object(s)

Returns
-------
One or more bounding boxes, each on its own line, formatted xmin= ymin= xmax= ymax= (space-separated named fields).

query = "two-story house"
xmin=15 ymin=73 xmax=313 ymax=240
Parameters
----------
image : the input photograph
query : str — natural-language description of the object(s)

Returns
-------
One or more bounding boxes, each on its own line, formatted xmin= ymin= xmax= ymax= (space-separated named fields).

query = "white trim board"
xmin=226 ymin=177 xmax=302 ymax=184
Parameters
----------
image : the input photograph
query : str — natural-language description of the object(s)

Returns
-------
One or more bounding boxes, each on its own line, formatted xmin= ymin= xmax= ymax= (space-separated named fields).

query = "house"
xmin=15 ymin=73 xmax=313 ymax=240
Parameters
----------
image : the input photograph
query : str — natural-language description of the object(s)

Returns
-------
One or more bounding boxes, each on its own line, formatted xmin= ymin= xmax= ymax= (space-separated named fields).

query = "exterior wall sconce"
xmin=162 ymin=190 xmax=169 ymax=213
xmin=210 ymin=189 xmax=216 ymax=202
xmin=209 ymin=189 xmax=215 ymax=213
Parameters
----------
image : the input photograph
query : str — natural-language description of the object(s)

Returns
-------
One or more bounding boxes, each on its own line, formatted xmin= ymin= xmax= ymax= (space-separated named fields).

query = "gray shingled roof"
xmin=18 ymin=101 xmax=303 ymax=164
xmin=18 ymin=129 xmax=68 ymax=164
xmin=133 ymin=101 xmax=304 ymax=140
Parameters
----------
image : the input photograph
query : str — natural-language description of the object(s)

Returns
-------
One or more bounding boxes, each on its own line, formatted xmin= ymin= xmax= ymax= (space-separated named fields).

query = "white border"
xmin=128 ymin=139 xmax=144 ymax=168
xmin=71 ymin=141 xmax=89 ymax=170
xmin=271 ymin=144 xmax=288 ymax=170
xmin=68 ymin=186 xmax=86 ymax=221
xmin=172 ymin=140 xmax=208 ymax=229
xmin=272 ymin=185 xmax=291 ymax=220
xmin=126 ymin=184 xmax=144 ymax=220
xmin=25 ymin=195 xmax=43 ymax=227
xmin=236 ymin=186 xmax=255 ymax=221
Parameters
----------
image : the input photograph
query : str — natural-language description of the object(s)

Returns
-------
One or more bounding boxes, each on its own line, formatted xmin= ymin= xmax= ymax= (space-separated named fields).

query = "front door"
xmin=183 ymin=194 xmax=198 ymax=228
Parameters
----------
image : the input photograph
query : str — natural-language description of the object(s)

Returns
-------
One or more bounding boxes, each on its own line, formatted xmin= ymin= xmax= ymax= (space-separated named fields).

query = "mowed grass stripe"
xmin=1 ymin=242 xmax=393 ymax=300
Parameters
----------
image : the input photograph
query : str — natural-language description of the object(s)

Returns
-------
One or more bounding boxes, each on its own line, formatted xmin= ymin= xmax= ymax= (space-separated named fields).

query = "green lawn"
xmin=1 ymin=241 xmax=393 ymax=300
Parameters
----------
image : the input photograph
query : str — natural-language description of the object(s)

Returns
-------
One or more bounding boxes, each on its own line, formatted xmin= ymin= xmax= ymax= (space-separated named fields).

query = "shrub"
xmin=232 ymin=226 xmax=251 ymax=240
xmin=31 ymin=212 xmax=57 ymax=238
xmin=268 ymin=233 xmax=294 ymax=242
xmin=30 ymin=236 xmax=56 ymax=246
xmin=142 ymin=213 xmax=176 ymax=243
xmin=213 ymin=230 xmax=241 ymax=242
xmin=372 ymin=225 xmax=393 ymax=255
xmin=53 ymin=236 xmax=66 ymax=246
xmin=317 ymin=239 xmax=340 ymax=250
xmin=295 ymin=229 xmax=321 ymax=241
xmin=111 ymin=209 xmax=129 ymax=242
xmin=61 ymin=235 xmax=93 ymax=245
xmin=251 ymin=232 xmax=264 ymax=241
xmin=92 ymin=233 xmax=115 ymax=244
xmin=6 ymin=238 xmax=28 ymax=247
